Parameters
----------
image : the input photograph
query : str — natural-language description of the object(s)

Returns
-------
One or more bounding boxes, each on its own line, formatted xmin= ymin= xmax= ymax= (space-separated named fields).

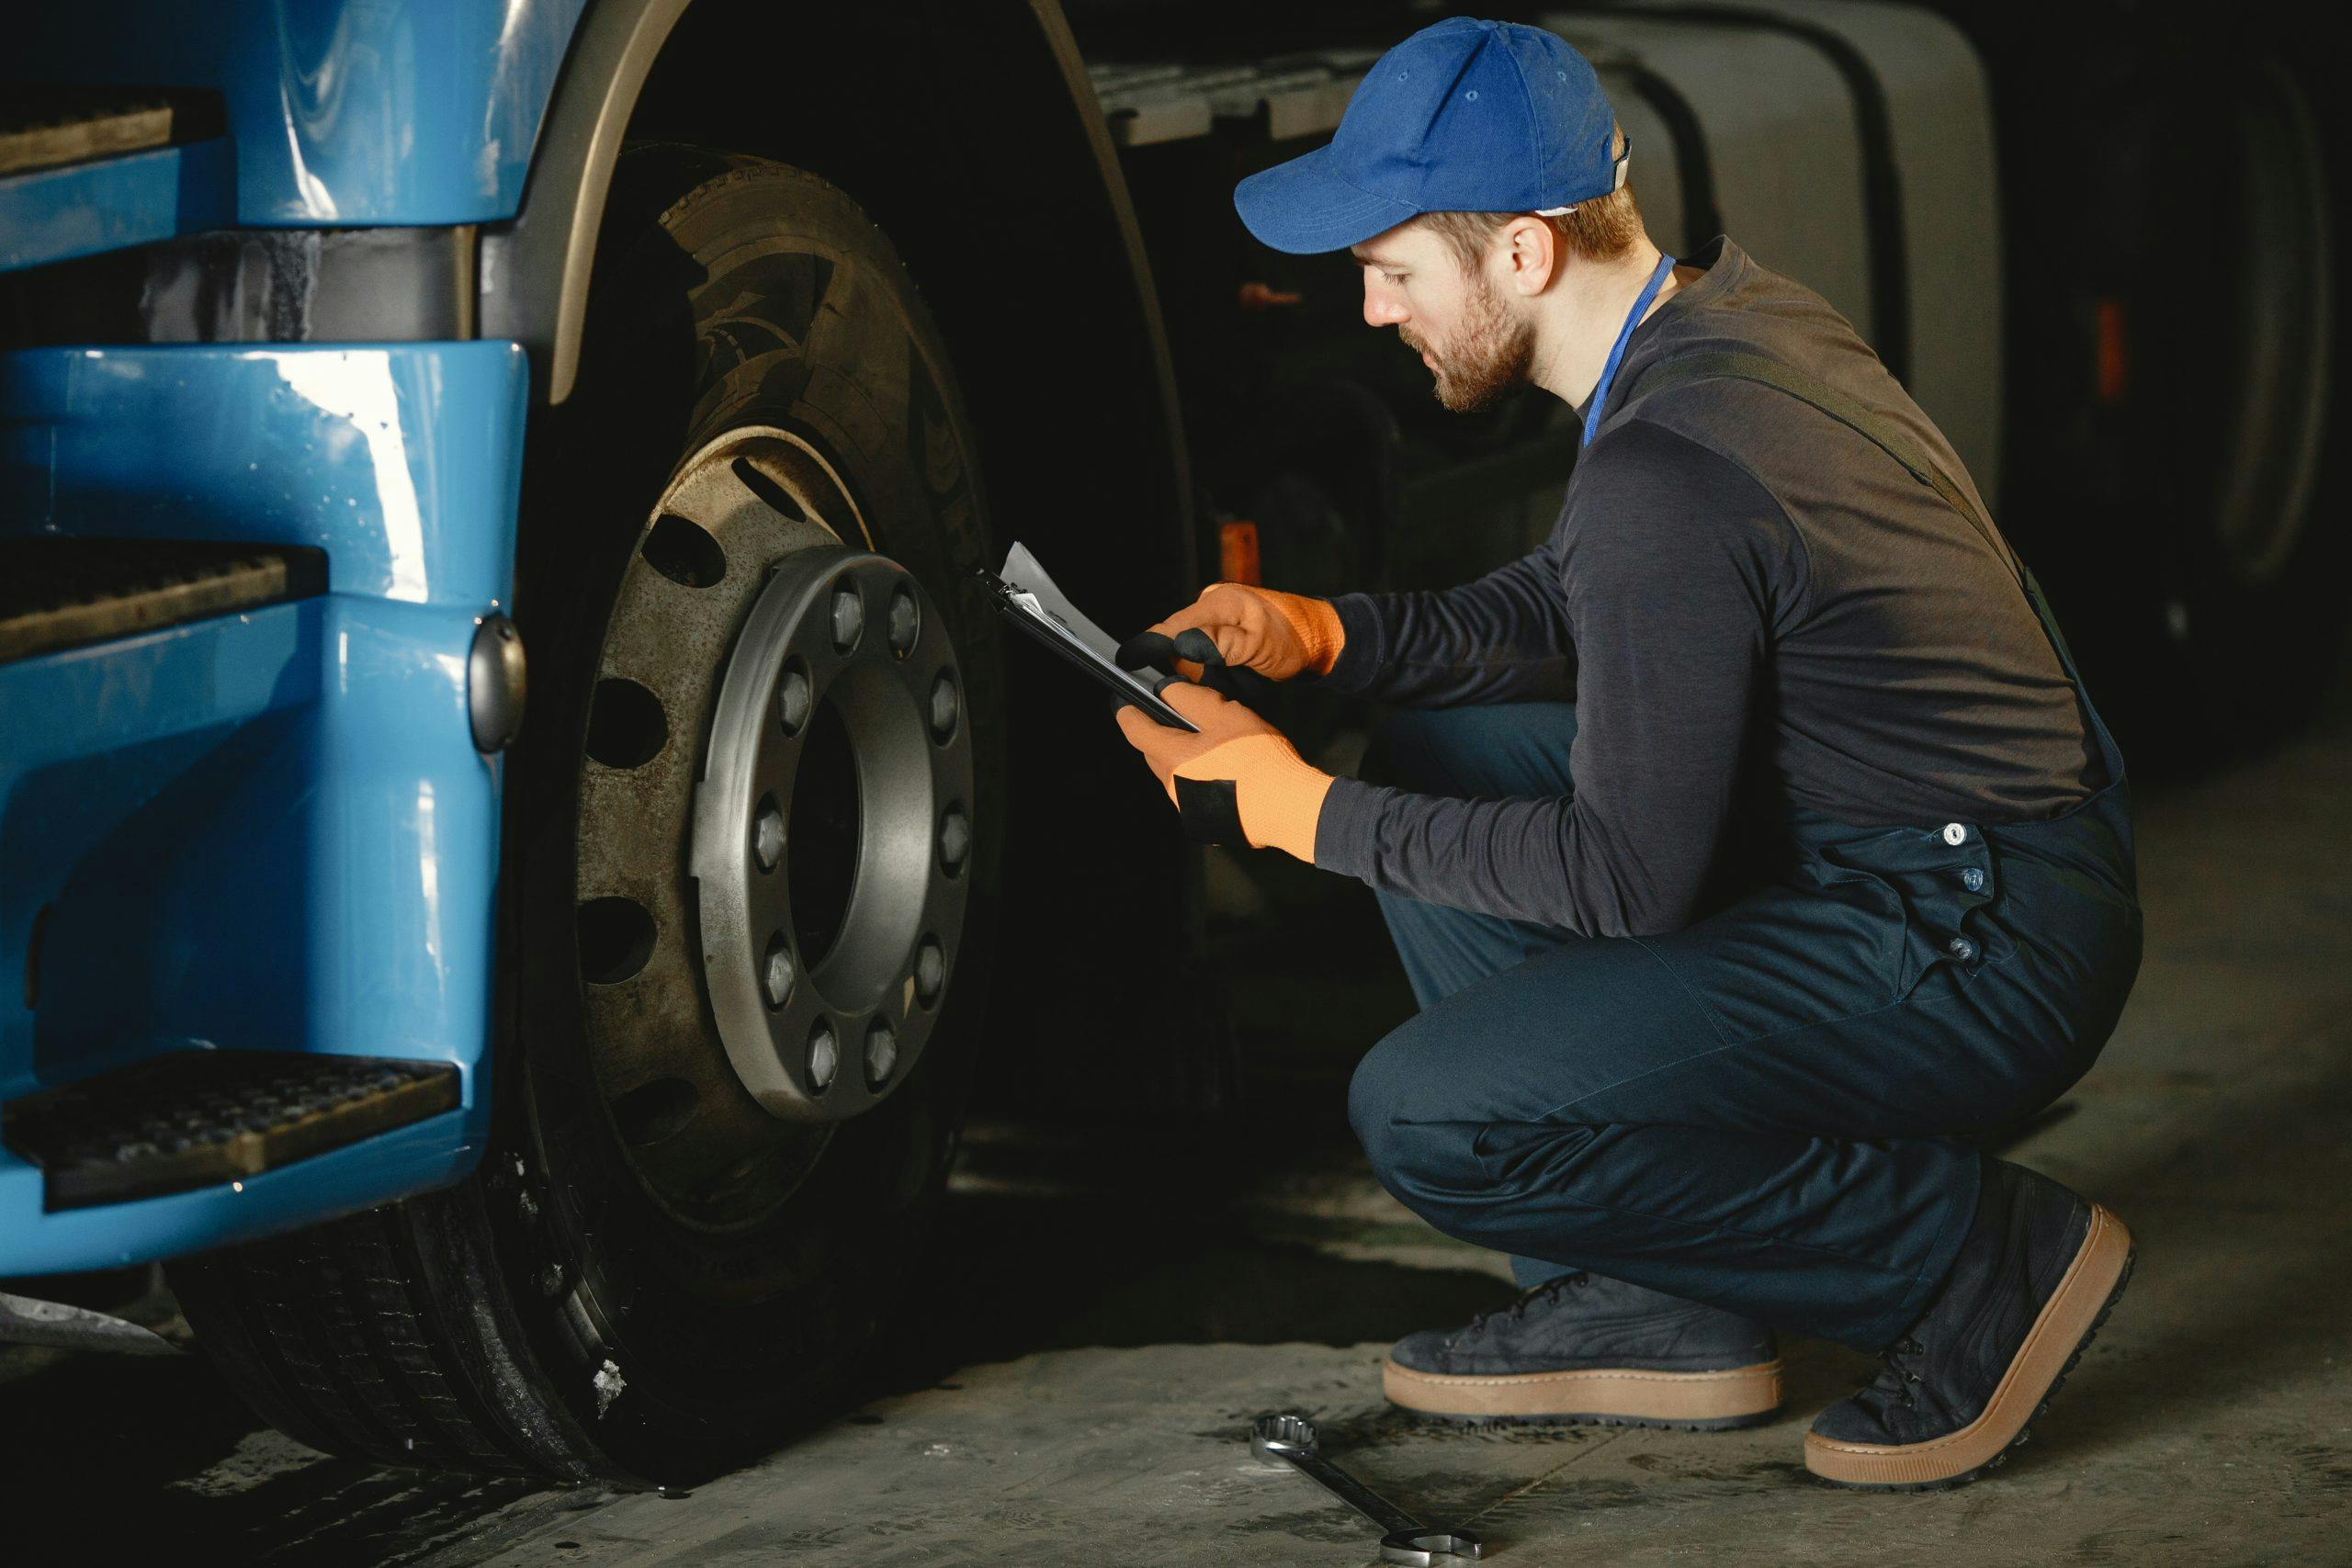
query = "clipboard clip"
xmin=974 ymin=556 xmax=1200 ymax=732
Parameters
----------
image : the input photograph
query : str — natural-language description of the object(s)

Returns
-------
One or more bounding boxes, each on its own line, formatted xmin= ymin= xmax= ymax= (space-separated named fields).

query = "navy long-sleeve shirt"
xmin=1310 ymin=237 xmax=2102 ymax=938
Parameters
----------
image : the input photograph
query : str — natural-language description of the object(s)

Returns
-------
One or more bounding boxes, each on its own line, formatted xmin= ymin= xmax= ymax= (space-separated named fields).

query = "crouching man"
xmin=1113 ymin=17 xmax=2141 ymax=1490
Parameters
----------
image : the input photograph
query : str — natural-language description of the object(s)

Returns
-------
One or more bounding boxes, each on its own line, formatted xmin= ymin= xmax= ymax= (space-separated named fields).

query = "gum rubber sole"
xmin=1399 ymin=1406 xmax=1781 ymax=1434
xmin=1383 ymin=1357 xmax=1785 ymax=1429
xmin=1804 ymin=1204 xmax=2135 ymax=1491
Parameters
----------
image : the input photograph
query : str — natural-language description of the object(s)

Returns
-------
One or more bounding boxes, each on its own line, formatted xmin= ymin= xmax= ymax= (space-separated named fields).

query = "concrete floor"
xmin=7 ymin=662 xmax=2350 ymax=1564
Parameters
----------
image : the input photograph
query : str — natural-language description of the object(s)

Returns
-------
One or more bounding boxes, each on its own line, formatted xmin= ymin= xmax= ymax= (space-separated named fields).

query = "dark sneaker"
xmin=1382 ymin=1270 xmax=1783 ymax=1429
xmin=1805 ymin=1161 xmax=2135 ymax=1490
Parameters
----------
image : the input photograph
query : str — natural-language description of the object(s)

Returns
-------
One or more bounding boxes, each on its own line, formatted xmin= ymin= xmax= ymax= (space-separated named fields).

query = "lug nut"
xmin=929 ymin=673 xmax=958 ymax=741
xmin=888 ymin=587 xmax=921 ymax=655
xmin=754 ymin=796 xmax=785 ymax=871
xmin=865 ymin=1019 xmax=899 ymax=1083
xmin=763 ymin=934 xmax=796 ymax=1009
xmin=831 ymin=586 xmax=864 ymax=651
xmin=777 ymin=666 xmax=812 ymax=734
xmin=915 ymin=936 xmax=946 ymax=1005
xmin=939 ymin=807 xmax=970 ymax=872
xmin=808 ymin=1020 xmax=839 ymax=1089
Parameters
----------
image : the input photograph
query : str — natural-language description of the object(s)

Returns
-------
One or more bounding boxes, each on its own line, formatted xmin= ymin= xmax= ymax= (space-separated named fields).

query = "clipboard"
xmin=979 ymin=542 xmax=1201 ymax=732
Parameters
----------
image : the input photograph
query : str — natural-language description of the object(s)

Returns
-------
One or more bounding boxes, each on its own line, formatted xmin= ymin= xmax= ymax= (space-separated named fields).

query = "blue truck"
xmin=2 ymin=0 xmax=2341 ymax=1485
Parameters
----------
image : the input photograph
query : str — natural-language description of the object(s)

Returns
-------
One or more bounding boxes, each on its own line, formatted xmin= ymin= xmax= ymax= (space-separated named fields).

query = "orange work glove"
xmin=1113 ymin=681 xmax=1333 ymax=862
xmin=1121 ymin=582 xmax=1345 ymax=682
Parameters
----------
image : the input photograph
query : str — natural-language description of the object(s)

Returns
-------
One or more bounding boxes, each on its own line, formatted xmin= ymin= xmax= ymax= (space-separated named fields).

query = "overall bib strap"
xmin=1622 ymin=350 xmax=2120 ymax=786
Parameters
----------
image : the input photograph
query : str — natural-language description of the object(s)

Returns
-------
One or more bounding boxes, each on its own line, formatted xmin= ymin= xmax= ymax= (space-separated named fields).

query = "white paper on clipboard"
xmin=997 ymin=542 xmax=1201 ymax=731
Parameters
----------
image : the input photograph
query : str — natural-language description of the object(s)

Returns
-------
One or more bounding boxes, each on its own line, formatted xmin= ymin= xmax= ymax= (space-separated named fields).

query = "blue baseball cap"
xmin=1234 ymin=17 xmax=1625 ymax=255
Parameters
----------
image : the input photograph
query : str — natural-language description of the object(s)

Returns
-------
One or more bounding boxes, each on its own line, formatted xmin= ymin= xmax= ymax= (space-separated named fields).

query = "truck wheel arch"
xmin=480 ymin=0 xmax=1194 ymax=577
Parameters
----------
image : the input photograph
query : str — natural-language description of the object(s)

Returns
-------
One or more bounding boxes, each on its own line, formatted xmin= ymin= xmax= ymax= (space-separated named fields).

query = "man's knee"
xmin=1348 ymin=1021 xmax=1619 ymax=1258
xmin=1345 ymin=1029 xmax=1416 ymax=1179
xmin=1347 ymin=1021 xmax=1476 ymax=1192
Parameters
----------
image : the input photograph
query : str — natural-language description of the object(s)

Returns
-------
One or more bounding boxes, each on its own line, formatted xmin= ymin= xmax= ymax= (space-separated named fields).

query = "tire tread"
xmin=172 ymin=1206 xmax=547 ymax=1475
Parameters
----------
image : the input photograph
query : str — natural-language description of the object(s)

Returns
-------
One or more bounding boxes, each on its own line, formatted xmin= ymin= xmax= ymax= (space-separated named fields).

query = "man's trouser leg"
xmin=1350 ymin=704 xmax=2133 ymax=1348
xmin=1360 ymin=702 xmax=1593 ymax=1291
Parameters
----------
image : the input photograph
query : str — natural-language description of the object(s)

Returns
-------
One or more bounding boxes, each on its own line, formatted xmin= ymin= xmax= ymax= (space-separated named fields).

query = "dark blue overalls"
xmin=1345 ymin=349 xmax=2143 ymax=1350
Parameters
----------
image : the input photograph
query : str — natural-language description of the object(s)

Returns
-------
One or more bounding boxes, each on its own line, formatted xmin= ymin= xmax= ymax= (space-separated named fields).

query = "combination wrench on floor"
xmin=1250 ymin=1414 xmax=1483 ymax=1564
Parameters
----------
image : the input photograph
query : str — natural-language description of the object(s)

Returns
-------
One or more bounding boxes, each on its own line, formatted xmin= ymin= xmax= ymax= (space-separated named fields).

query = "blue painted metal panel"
xmin=0 ymin=341 xmax=526 ymax=1273
xmin=0 ymin=140 xmax=235 ymax=274
xmin=0 ymin=602 xmax=322 ymax=1097
xmin=0 ymin=344 xmax=528 ymax=606
xmin=0 ymin=0 xmax=591 ymax=227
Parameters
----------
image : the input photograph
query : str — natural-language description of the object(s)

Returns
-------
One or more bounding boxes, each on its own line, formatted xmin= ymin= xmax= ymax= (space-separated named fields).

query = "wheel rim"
xmin=574 ymin=425 xmax=973 ymax=1227
xmin=692 ymin=547 xmax=972 ymax=1121
xmin=2211 ymin=60 xmax=2333 ymax=587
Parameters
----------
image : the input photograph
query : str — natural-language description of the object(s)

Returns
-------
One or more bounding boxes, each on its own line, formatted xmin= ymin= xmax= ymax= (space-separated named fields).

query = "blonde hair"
xmin=1414 ymin=123 xmax=1642 ymax=273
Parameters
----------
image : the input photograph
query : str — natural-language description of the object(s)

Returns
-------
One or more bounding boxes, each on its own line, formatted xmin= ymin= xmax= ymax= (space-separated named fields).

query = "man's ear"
xmin=1498 ymin=215 xmax=1559 ymax=297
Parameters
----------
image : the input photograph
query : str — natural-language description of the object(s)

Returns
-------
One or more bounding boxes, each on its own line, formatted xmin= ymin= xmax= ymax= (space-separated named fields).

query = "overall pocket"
xmin=1804 ymin=821 xmax=2009 ymax=1003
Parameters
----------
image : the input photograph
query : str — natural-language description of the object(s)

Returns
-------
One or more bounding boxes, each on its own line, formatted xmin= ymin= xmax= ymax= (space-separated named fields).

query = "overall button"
xmin=1941 ymin=822 xmax=1967 ymax=846
xmin=1962 ymin=867 xmax=1986 ymax=892
xmin=1947 ymin=936 xmax=1976 ymax=962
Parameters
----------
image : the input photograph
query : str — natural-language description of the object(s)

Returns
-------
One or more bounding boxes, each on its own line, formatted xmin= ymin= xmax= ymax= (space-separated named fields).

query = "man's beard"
xmin=1400 ymin=276 xmax=1534 ymax=413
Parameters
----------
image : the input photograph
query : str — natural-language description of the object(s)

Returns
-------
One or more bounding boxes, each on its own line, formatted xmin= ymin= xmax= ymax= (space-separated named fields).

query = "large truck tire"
xmin=1973 ymin=13 xmax=2348 ymax=770
xmin=169 ymin=149 xmax=1008 ymax=1484
xmin=2136 ymin=44 xmax=2346 ymax=759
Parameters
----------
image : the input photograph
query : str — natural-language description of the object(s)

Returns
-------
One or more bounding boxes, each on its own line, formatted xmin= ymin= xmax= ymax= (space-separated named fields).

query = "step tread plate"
xmin=0 ymin=94 xmax=175 ymax=178
xmin=3 ymin=1050 xmax=461 ymax=1211
xmin=0 ymin=539 xmax=330 ymax=665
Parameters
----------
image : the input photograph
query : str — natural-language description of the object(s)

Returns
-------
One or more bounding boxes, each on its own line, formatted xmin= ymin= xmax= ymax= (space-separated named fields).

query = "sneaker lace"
xmin=1863 ymin=1334 xmax=1928 ymax=1411
xmin=1463 ymin=1270 xmax=1592 ymax=1337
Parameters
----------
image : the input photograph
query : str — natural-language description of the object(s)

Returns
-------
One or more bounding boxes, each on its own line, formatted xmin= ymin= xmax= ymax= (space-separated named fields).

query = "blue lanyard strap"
xmin=1580 ymin=252 xmax=1678 ymax=449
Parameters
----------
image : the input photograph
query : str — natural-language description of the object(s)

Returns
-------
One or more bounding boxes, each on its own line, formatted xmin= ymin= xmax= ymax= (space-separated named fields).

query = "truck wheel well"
xmin=498 ymin=0 xmax=1212 ymax=1110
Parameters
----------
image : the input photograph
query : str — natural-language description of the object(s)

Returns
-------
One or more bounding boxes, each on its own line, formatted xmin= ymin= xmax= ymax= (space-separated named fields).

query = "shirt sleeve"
xmin=1312 ymin=421 xmax=1805 ymax=938
xmin=1314 ymin=543 xmax=1577 ymax=707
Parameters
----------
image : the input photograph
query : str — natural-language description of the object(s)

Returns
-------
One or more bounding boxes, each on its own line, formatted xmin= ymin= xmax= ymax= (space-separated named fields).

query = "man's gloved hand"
xmin=1113 ymin=681 xmax=1333 ymax=862
xmin=1116 ymin=582 xmax=1344 ymax=683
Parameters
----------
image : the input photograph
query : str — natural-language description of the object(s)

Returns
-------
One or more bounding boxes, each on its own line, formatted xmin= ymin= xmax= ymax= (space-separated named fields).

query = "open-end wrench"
xmin=1250 ymin=1414 xmax=1483 ymax=1565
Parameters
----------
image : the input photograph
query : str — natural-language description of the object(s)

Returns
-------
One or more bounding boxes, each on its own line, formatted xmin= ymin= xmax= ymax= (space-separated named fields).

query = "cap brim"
xmin=1233 ymin=144 xmax=1421 ymax=255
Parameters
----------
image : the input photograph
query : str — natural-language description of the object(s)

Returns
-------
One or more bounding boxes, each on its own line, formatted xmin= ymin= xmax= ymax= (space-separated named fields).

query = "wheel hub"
xmin=692 ymin=547 xmax=973 ymax=1122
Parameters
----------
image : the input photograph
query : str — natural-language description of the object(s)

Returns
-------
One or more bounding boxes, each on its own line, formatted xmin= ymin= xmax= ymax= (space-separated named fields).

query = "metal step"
xmin=0 ymin=538 xmax=328 ymax=666
xmin=0 ymin=92 xmax=177 ymax=178
xmin=0 ymin=89 xmax=234 ymax=276
xmin=3 ymin=1051 xmax=461 ymax=1212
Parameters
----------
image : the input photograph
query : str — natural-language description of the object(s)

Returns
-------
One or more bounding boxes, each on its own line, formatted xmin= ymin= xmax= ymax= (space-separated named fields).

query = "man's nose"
xmin=1362 ymin=276 xmax=1409 ymax=328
